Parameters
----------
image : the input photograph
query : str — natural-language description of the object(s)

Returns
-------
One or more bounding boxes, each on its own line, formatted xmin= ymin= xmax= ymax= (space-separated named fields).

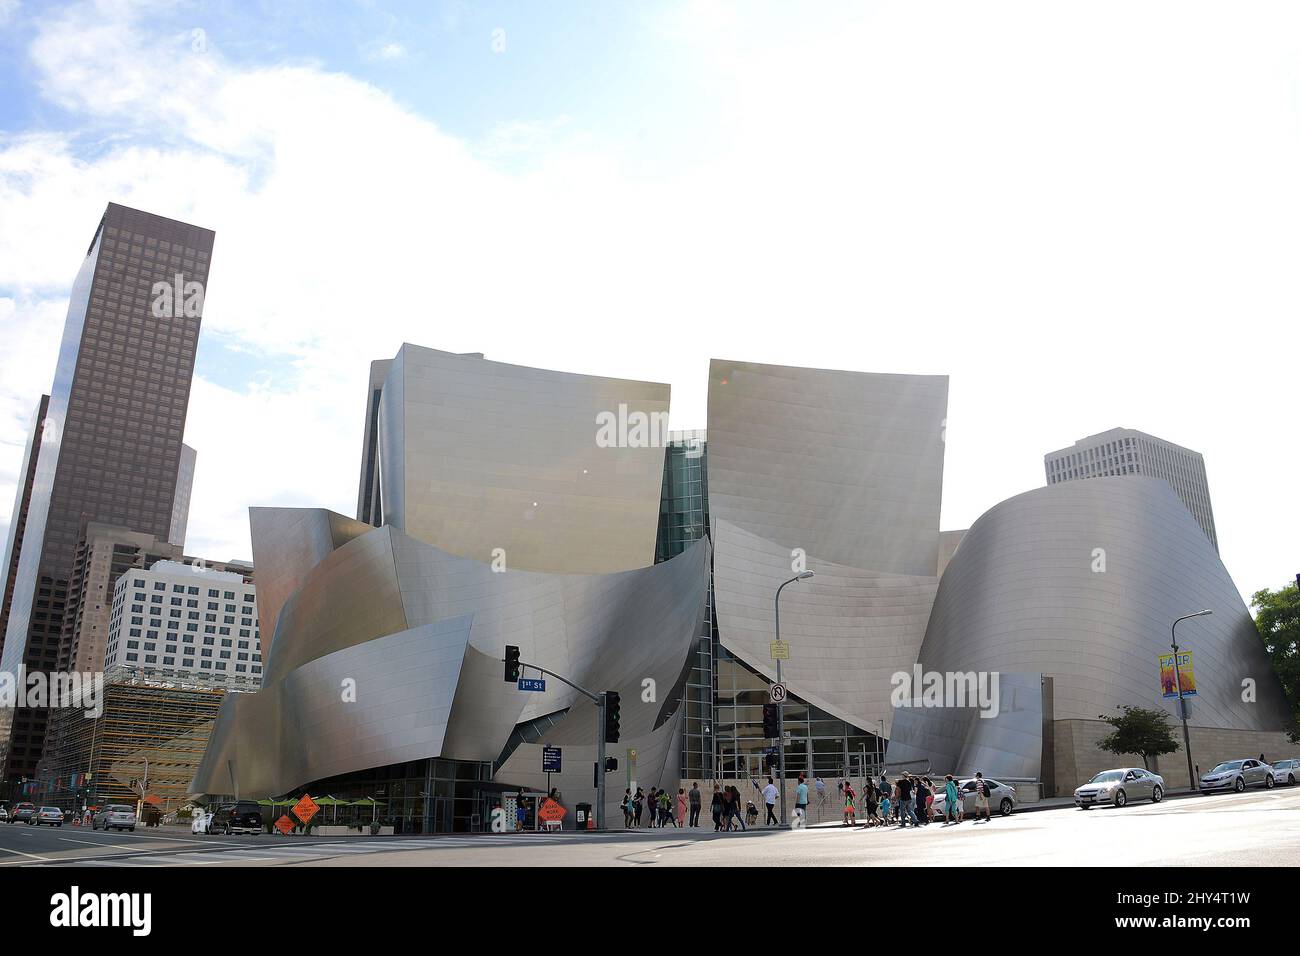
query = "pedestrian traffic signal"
xmin=504 ymin=645 xmax=521 ymax=682
xmin=762 ymin=703 xmax=779 ymax=737
xmin=605 ymin=757 xmax=618 ymax=772
xmin=604 ymin=690 xmax=621 ymax=743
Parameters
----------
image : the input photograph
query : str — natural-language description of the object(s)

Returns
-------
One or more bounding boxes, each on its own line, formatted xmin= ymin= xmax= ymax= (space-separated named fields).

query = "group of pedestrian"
xmin=624 ymin=784 xmax=704 ymax=828
xmin=709 ymin=783 xmax=750 ymax=831
xmin=841 ymin=770 xmax=993 ymax=829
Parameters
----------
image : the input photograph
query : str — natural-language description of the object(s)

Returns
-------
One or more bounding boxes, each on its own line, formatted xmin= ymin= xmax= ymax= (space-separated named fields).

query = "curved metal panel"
xmin=706 ymin=359 xmax=948 ymax=576
xmin=249 ymin=507 xmax=372 ymax=659
xmin=712 ymin=518 xmax=937 ymax=735
xmin=376 ymin=344 xmax=669 ymax=573
xmin=919 ymin=477 xmax=1290 ymax=731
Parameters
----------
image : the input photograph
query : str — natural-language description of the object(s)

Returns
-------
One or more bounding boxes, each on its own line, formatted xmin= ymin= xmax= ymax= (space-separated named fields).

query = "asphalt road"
xmin=2 ymin=786 xmax=1298 ymax=866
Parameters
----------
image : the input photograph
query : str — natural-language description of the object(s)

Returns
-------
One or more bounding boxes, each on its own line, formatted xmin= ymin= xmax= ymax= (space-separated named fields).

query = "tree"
xmin=1096 ymin=706 xmax=1180 ymax=770
xmin=1251 ymin=580 xmax=1300 ymax=743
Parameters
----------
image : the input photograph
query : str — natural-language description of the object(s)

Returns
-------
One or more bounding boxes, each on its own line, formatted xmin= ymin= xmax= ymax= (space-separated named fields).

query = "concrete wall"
xmin=1053 ymin=718 xmax=1295 ymax=793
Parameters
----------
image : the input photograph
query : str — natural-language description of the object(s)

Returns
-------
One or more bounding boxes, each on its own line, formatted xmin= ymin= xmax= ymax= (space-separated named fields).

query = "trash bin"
xmin=575 ymin=802 xmax=592 ymax=830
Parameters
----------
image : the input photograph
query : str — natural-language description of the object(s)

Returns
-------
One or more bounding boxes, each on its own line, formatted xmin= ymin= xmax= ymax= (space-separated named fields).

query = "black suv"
xmin=207 ymin=801 xmax=263 ymax=835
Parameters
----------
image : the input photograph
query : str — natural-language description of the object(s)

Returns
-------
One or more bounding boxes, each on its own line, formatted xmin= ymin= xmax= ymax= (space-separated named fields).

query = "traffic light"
xmin=604 ymin=690 xmax=621 ymax=743
xmin=762 ymin=703 xmax=779 ymax=738
xmin=504 ymin=645 xmax=521 ymax=682
xmin=605 ymin=757 xmax=618 ymax=772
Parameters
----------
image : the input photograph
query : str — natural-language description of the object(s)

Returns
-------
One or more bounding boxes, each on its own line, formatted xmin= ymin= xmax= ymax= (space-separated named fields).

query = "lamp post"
xmin=1171 ymin=609 xmax=1212 ymax=790
xmin=774 ymin=569 xmax=814 ymax=825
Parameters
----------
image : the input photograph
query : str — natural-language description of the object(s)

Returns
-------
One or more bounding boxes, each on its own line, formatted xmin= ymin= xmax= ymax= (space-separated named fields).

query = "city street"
xmin=2 ymin=787 xmax=1298 ymax=867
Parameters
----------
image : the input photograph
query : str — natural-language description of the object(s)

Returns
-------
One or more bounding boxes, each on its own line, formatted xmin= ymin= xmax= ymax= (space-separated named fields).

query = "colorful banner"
xmin=1158 ymin=650 xmax=1197 ymax=698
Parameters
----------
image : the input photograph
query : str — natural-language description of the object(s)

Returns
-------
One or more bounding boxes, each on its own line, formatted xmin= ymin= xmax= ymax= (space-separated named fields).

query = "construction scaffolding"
xmin=35 ymin=670 xmax=235 ymax=814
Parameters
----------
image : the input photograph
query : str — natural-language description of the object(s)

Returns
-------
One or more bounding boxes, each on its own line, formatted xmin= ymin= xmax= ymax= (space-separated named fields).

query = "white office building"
xmin=1044 ymin=427 xmax=1219 ymax=551
xmin=105 ymin=560 xmax=261 ymax=688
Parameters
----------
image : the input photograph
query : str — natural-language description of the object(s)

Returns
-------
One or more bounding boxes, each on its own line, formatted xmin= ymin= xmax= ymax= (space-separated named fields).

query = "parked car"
xmin=0 ymin=806 xmax=8 ymax=822
xmin=9 ymin=803 xmax=36 ymax=824
xmin=1200 ymin=758 xmax=1275 ymax=793
xmin=32 ymin=806 xmax=64 ymax=827
xmin=191 ymin=810 xmax=213 ymax=835
xmin=1271 ymin=759 xmax=1299 ymax=785
xmin=91 ymin=804 xmax=137 ymax=832
xmin=207 ymin=801 xmax=263 ymax=835
xmin=1075 ymin=768 xmax=1165 ymax=808
xmin=930 ymin=777 xmax=1016 ymax=817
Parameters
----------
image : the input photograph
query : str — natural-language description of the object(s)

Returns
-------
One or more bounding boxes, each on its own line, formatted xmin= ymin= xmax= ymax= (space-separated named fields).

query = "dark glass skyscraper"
xmin=0 ymin=203 xmax=213 ymax=791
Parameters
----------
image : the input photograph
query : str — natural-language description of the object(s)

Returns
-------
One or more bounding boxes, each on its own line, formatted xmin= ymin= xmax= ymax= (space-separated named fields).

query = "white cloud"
xmin=0 ymin=0 xmax=1297 ymax=604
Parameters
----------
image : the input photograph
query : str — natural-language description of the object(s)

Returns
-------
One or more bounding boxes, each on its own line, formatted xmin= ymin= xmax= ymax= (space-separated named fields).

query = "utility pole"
xmin=1171 ymin=609 xmax=1212 ymax=790
xmin=773 ymin=570 xmax=814 ymax=826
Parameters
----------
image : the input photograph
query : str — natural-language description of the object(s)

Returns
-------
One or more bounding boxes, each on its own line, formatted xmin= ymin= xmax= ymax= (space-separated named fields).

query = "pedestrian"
xmin=633 ymin=787 xmax=644 ymax=828
xmin=842 ymin=780 xmax=856 ymax=826
xmin=878 ymin=790 xmax=891 ymax=824
xmin=623 ymin=789 xmax=633 ymax=828
xmin=711 ymin=784 xmax=725 ymax=831
xmin=676 ymin=788 xmax=688 ymax=828
xmin=688 ymin=782 xmax=702 ymax=827
xmin=923 ymin=777 xmax=936 ymax=823
xmin=863 ymin=779 xmax=878 ymax=827
xmin=793 ymin=775 xmax=809 ymax=828
xmin=897 ymin=773 xmax=917 ymax=827
xmin=515 ymin=797 xmax=527 ymax=832
xmin=762 ymin=776 xmax=779 ymax=826
xmin=728 ymin=786 xmax=747 ymax=831
xmin=946 ymin=780 xmax=967 ymax=822
xmin=972 ymin=771 xmax=991 ymax=823
xmin=914 ymin=776 xmax=930 ymax=825
xmin=660 ymin=788 xmax=676 ymax=827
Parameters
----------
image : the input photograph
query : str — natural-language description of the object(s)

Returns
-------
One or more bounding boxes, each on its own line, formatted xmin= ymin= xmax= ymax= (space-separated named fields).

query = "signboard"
xmin=274 ymin=814 xmax=295 ymax=835
xmin=518 ymin=678 xmax=547 ymax=692
xmin=1158 ymin=651 xmax=1197 ymax=699
xmin=293 ymin=793 xmax=320 ymax=825
xmin=769 ymin=682 xmax=788 ymax=704
xmin=542 ymin=746 xmax=562 ymax=773
xmin=769 ymin=641 xmax=790 ymax=661
xmin=538 ymin=798 xmax=566 ymax=824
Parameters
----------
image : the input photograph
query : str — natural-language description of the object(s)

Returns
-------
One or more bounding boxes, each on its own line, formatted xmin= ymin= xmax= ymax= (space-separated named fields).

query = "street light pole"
xmin=1171 ymin=609 xmax=1212 ymax=791
xmin=774 ymin=570 xmax=814 ymax=825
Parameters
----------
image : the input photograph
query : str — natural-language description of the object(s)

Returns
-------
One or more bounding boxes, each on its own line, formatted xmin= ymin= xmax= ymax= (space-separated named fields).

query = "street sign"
xmin=769 ymin=640 xmax=790 ymax=661
xmin=293 ymin=793 xmax=319 ymax=825
xmin=769 ymin=682 xmax=787 ymax=703
xmin=517 ymin=678 xmax=546 ymax=692
xmin=542 ymin=746 xmax=562 ymax=773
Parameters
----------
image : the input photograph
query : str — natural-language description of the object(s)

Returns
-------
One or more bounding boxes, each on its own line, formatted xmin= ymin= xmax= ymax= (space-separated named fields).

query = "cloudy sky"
xmin=0 ymin=0 xmax=1296 ymax=604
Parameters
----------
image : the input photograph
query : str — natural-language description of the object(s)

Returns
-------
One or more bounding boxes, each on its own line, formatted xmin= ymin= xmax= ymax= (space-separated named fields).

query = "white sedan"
xmin=1271 ymin=759 xmax=1299 ymax=785
xmin=930 ymin=777 xmax=1016 ymax=817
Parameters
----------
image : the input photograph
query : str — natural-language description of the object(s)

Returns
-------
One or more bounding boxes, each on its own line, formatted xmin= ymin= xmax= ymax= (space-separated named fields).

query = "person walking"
xmin=633 ymin=787 xmax=645 ymax=828
xmin=898 ymin=774 xmax=917 ymax=827
xmin=914 ymin=777 xmax=930 ymax=825
xmin=973 ymin=772 xmax=992 ymax=823
xmin=676 ymin=788 xmax=688 ymax=828
xmin=762 ymin=776 xmax=779 ymax=826
xmin=728 ymin=786 xmax=747 ymax=831
xmin=622 ymin=789 xmax=634 ymax=828
xmin=842 ymin=780 xmax=856 ymax=826
xmin=793 ymin=775 xmax=809 ymax=828
xmin=711 ymin=784 xmax=726 ymax=831
xmin=688 ymin=782 xmax=702 ymax=827
xmin=863 ymin=779 xmax=878 ymax=827
xmin=943 ymin=774 xmax=961 ymax=824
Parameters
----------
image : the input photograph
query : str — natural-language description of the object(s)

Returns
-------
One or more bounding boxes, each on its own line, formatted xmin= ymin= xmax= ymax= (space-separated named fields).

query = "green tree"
xmin=1251 ymin=580 xmax=1300 ymax=743
xmin=1096 ymin=705 xmax=1180 ymax=770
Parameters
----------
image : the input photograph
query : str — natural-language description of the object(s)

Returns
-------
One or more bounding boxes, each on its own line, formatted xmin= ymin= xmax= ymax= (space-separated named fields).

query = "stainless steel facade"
xmin=375 ymin=344 xmax=670 ymax=573
xmin=191 ymin=512 xmax=710 ymax=812
xmin=918 ymin=478 xmax=1289 ymax=732
xmin=706 ymin=359 xmax=948 ymax=738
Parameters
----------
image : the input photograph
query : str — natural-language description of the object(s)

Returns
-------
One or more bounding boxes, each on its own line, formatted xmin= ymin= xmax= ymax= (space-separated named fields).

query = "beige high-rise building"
xmin=1044 ymin=427 xmax=1219 ymax=552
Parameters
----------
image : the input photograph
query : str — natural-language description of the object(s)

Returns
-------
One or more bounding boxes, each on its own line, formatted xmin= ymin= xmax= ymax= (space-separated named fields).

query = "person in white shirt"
xmin=762 ymin=777 xmax=779 ymax=825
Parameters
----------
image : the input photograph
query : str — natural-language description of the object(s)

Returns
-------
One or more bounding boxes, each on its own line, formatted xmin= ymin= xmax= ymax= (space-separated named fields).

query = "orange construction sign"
xmin=538 ymin=798 xmax=566 ymax=823
xmin=274 ymin=814 xmax=295 ymax=835
xmin=293 ymin=794 xmax=319 ymax=825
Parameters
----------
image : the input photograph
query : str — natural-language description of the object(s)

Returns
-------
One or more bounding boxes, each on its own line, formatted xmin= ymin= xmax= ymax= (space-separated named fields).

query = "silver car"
xmin=1270 ymin=759 xmax=1299 ymax=785
xmin=930 ymin=777 xmax=1016 ymax=817
xmin=92 ymin=804 xmax=137 ymax=832
xmin=32 ymin=806 xmax=64 ymax=827
xmin=1075 ymin=768 xmax=1165 ymax=808
xmin=1199 ymin=758 xmax=1275 ymax=793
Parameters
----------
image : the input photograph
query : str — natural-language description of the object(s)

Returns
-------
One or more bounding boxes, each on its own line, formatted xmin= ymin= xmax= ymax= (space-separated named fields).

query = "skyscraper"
xmin=0 ymin=203 xmax=213 ymax=791
xmin=1044 ymin=427 xmax=1219 ymax=551
xmin=168 ymin=443 xmax=197 ymax=548
xmin=0 ymin=396 xmax=49 ymax=664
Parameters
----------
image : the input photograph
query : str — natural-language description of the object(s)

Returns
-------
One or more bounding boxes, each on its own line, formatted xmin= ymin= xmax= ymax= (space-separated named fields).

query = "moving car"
xmin=1075 ymin=768 xmax=1165 ymax=808
xmin=1199 ymin=758 xmax=1275 ymax=793
xmin=207 ymin=801 xmax=263 ymax=835
xmin=9 ymin=803 xmax=36 ymax=824
xmin=91 ymin=804 xmax=137 ymax=832
xmin=32 ymin=806 xmax=64 ymax=827
xmin=930 ymin=777 xmax=1016 ymax=817
xmin=1271 ymin=759 xmax=1299 ymax=785
xmin=191 ymin=810 xmax=213 ymax=835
